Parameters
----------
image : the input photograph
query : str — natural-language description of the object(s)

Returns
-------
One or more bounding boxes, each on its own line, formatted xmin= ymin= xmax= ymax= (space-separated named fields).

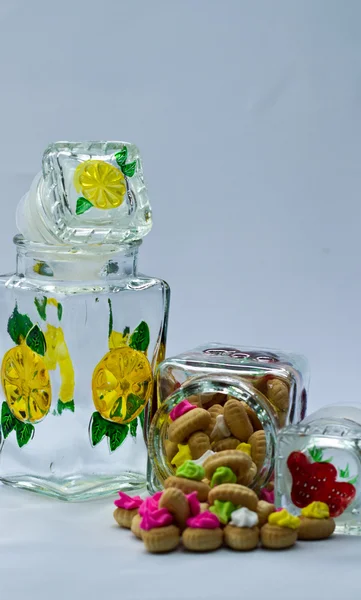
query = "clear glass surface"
xmin=17 ymin=141 xmax=152 ymax=245
xmin=276 ymin=405 xmax=361 ymax=534
xmin=156 ymin=343 xmax=308 ymax=427
xmin=0 ymin=237 xmax=169 ymax=501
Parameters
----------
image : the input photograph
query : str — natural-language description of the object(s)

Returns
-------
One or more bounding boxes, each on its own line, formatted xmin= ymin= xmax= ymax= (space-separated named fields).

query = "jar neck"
xmin=14 ymin=235 xmax=141 ymax=282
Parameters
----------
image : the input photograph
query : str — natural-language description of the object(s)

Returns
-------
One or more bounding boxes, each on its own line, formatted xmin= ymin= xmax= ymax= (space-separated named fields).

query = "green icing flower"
xmin=210 ymin=500 xmax=237 ymax=525
xmin=176 ymin=460 xmax=205 ymax=481
xmin=210 ymin=466 xmax=237 ymax=488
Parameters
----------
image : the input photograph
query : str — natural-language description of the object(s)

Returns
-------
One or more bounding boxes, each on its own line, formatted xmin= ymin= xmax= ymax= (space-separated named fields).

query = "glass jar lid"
xmin=16 ymin=141 xmax=152 ymax=246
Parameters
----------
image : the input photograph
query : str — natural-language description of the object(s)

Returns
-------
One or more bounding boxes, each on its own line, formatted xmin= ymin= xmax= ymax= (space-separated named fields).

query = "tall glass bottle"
xmin=0 ymin=141 xmax=170 ymax=501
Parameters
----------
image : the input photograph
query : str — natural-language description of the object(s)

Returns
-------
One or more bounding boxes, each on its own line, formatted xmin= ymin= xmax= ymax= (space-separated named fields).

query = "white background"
xmin=1 ymin=1 xmax=361 ymax=598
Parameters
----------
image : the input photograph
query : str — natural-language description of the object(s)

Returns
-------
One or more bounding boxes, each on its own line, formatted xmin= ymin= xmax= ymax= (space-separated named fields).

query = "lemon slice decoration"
xmin=92 ymin=346 xmax=152 ymax=424
xmin=2 ymin=345 xmax=51 ymax=423
xmin=74 ymin=147 xmax=137 ymax=215
xmin=90 ymin=299 xmax=153 ymax=452
xmin=1 ymin=304 xmax=51 ymax=447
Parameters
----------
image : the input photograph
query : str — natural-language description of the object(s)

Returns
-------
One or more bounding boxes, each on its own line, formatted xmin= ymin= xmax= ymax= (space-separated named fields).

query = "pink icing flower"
xmin=260 ymin=488 xmax=275 ymax=504
xmin=170 ymin=400 xmax=196 ymax=422
xmin=140 ymin=508 xmax=173 ymax=531
xmin=138 ymin=492 xmax=163 ymax=516
xmin=186 ymin=511 xmax=220 ymax=529
xmin=114 ymin=492 xmax=143 ymax=510
xmin=186 ymin=492 xmax=200 ymax=517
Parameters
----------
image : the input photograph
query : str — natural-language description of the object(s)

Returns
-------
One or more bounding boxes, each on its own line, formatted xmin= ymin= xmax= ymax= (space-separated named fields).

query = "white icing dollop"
xmin=230 ymin=507 xmax=259 ymax=528
xmin=211 ymin=414 xmax=231 ymax=440
xmin=192 ymin=450 xmax=215 ymax=466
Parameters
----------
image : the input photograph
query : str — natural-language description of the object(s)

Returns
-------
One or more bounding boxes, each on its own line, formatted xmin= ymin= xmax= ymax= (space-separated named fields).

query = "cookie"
xmin=298 ymin=517 xmax=335 ymax=540
xmin=130 ymin=514 xmax=143 ymax=539
xmin=182 ymin=527 xmax=223 ymax=551
xmin=261 ymin=523 xmax=297 ymax=549
xmin=142 ymin=525 xmax=180 ymax=553
xmin=164 ymin=475 xmax=210 ymax=502
xmin=208 ymin=483 xmax=258 ymax=511
xmin=206 ymin=404 xmax=224 ymax=436
xmin=256 ymin=501 xmax=275 ymax=527
xmin=224 ymin=399 xmax=253 ymax=441
xmin=241 ymin=401 xmax=263 ymax=431
xmin=239 ymin=462 xmax=257 ymax=486
xmin=224 ymin=524 xmax=259 ymax=551
xmin=168 ymin=408 xmax=211 ymax=444
xmin=203 ymin=392 xmax=227 ymax=408
xmin=159 ymin=487 xmax=190 ymax=530
xmin=113 ymin=507 xmax=139 ymax=529
xmin=248 ymin=430 xmax=267 ymax=471
xmin=203 ymin=449 xmax=252 ymax=482
xmin=212 ymin=437 xmax=241 ymax=452
xmin=188 ymin=431 xmax=211 ymax=459
xmin=266 ymin=378 xmax=289 ymax=411
xmin=200 ymin=502 xmax=209 ymax=513
xmin=164 ymin=439 xmax=178 ymax=463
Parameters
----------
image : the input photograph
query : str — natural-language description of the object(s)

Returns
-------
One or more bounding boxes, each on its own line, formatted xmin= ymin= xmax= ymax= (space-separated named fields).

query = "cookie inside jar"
xmin=147 ymin=375 xmax=278 ymax=495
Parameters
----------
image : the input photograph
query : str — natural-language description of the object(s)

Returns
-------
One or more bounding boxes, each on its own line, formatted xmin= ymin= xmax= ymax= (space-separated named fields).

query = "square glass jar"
xmin=155 ymin=343 xmax=308 ymax=427
xmin=147 ymin=343 xmax=308 ymax=493
xmin=276 ymin=406 xmax=361 ymax=535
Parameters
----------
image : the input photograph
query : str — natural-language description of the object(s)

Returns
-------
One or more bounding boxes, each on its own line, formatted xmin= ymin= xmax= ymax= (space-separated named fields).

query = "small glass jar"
xmin=275 ymin=406 xmax=361 ymax=534
xmin=154 ymin=343 xmax=308 ymax=426
xmin=0 ymin=141 xmax=170 ymax=501
xmin=147 ymin=343 xmax=308 ymax=493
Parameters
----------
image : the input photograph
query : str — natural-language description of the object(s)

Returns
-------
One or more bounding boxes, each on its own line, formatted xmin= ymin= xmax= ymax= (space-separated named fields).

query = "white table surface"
xmin=1 ymin=483 xmax=360 ymax=600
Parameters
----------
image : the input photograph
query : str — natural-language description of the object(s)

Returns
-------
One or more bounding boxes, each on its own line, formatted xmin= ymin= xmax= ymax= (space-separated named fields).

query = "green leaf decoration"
xmin=76 ymin=197 xmax=93 ymax=215
xmin=121 ymin=161 xmax=137 ymax=178
xmin=123 ymin=326 xmax=130 ymax=336
xmin=124 ymin=394 xmax=145 ymax=422
xmin=129 ymin=321 xmax=150 ymax=352
xmin=1 ymin=402 xmax=16 ymax=439
xmin=15 ymin=421 xmax=34 ymax=448
xmin=107 ymin=422 xmax=129 ymax=452
xmin=339 ymin=464 xmax=350 ymax=478
xmin=114 ymin=147 xmax=128 ymax=167
xmin=130 ymin=418 xmax=138 ymax=438
xmin=7 ymin=304 xmax=34 ymax=345
xmin=57 ymin=399 xmax=74 ymax=415
xmin=26 ymin=325 xmax=47 ymax=356
xmin=348 ymin=475 xmax=358 ymax=485
xmin=57 ymin=303 xmax=63 ymax=321
xmin=308 ymin=446 xmax=324 ymax=462
xmin=322 ymin=457 xmax=333 ymax=463
xmin=90 ymin=412 xmax=108 ymax=446
xmin=108 ymin=299 xmax=113 ymax=338
xmin=139 ymin=409 xmax=145 ymax=430
xmin=34 ymin=296 xmax=47 ymax=321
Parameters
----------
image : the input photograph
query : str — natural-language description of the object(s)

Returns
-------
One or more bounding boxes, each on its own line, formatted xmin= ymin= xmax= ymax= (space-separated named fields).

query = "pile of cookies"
xmin=113 ymin=453 xmax=335 ymax=553
xmin=164 ymin=396 xmax=268 ymax=489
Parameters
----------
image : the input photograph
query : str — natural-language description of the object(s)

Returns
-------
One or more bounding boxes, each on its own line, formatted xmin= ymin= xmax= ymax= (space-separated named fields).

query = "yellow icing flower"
xmin=268 ymin=509 xmax=300 ymax=530
xmin=74 ymin=160 xmax=127 ymax=209
xmin=236 ymin=443 xmax=252 ymax=456
xmin=171 ymin=444 xmax=192 ymax=469
xmin=301 ymin=501 xmax=330 ymax=520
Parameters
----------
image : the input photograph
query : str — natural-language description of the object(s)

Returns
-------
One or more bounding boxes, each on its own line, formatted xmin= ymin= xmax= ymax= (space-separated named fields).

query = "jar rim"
xmin=148 ymin=374 xmax=277 ymax=494
xmin=13 ymin=234 xmax=142 ymax=257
